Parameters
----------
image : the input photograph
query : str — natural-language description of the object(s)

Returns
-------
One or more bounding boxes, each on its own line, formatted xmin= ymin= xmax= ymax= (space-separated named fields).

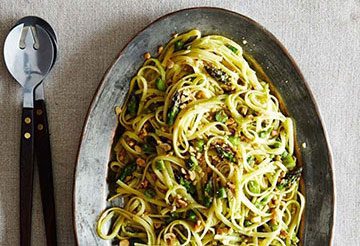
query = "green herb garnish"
xmin=142 ymin=143 xmax=155 ymax=155
xmin=155 ymin=78 xmax=166 ymax=91
xmin=167 ymin=92 xmax=181 ymax=125
xmin=259 ymin=131 xmax=267 ymax=138
xmin=187 ymin=210 xmax=197 ymax=222
xmin=215 ymin=110 xmax=228 ymax=123
xmin=228 ymin=136 xmax=241 ymax=146
xmin=119 ymin=163 xmax=137 ymax=181
xmin=216 ymin=187 xmax=227 ymax=199
xmin=180 ymin=177 xmax=196 ymax=195
xmin=204 ymin=196 xmax=213 ymax=208
xmin=272 ymin=142 xmax=281 ymax=148
xmin=186 ymin=156 xmax=198 ymax=170
xmin=127 ymin=95 xmax=138 ymax=117
xmin=247 ymin=156 xmax=254 ymax=164
xmin=174 ymin=40 xmax=184 ymax=51
xmin=215 ymin=145 xmax=235 ymax=162
xmin=244 ymin=220 xmax=252 ymax=227
xmin=226 ymin=44 xmax=238 ymax=54
xmin=248 ymin=180 xmax=261 ymax=194
xmin=204 ymin=180 xmax=213 ymax=196
xmin=282 ymin=154 xmax=296 ymax=170
xmin=195 ymin=139 xmax=205 ymax=152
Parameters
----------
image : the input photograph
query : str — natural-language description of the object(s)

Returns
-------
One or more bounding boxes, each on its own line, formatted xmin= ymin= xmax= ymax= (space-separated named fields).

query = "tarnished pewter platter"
xmin=74 ymin=7 xmax=334 ymax=246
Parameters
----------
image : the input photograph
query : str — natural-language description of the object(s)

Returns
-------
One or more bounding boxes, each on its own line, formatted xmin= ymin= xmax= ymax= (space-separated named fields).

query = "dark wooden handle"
xmin=34 ymin=100 xmax=58 ymax=246
xmin=20 ymin=107 xmax=35 ymax=246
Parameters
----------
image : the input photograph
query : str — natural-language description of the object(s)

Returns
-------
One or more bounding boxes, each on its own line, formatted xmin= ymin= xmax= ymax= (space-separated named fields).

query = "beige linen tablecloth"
xmin=0 ymin=0 xmax=359 ymax=245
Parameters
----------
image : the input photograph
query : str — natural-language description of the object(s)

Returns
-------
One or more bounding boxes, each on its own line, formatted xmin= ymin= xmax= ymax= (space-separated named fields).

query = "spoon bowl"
xmin=15 ymin=16 xmax=58 ymax=67
xmin=3 ymin=22 xmax=54 ymax=107
xmin=14 ymin=16 xmax=59 ymax=99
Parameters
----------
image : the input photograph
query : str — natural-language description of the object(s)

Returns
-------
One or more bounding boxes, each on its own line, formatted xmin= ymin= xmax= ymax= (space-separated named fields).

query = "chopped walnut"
xmin=227 ymin=182 xmax=236 ymax=191
xmin=154 ymin=222 xmax=161 ymax=229
xmin=279 ymin=171 xmax=286 ymax=178
xmin=212 ymin=155 xmax=221 ymax=163
xmin=158 ymin=46 xmax=164 ymax=54
xmin=181 ymin=168 xmax=187 ymax=175
xmin=194 ymin=220 xmax=202 ymax=232
xmin=144 ymin=52 xmax=151 ymax=60
xmin=176 ymin=199 xmax=188 ymax=208
xmin=134 ymin=145 xmax=142 ymax=152
xmin=271 ymin=209 xmax=278 ymax=220
xmin=159 ymin=143 xmax=172 ymax=152
xmin=138 ymin=126 xmax=148 ymax=139
xmin=269 ymin=200 xmax=276 ymax=208
xmin=128 ymin=140 xmax=135 ymax=147
xmin=226 ymin=118 xmax=235 ymax=125
xmin=164 ymin=233 xmax=177 ymax=245
xmin=167 ymin=60 xmax=174 ymax=69
xmin=271 ymin=130 xmax=278 ymax=137
xmin=140 ymin=179 xmax=149 ymax=189
xmin=216 ymin=227 xmax=229 ymax=235
xmin=118 ymin=149 xmax=126 ymax=162
xmin=196 ymin=91 xmax=207 ymax=99
xmin=280 ymin=230 xmax=288 ymax=239
xmin=136 ymin=158 xmax=146 ymax=167
xmin=119 ymin=239 xmax=129 ymax=246
xmin=188 ymin=170 xmax=196 ymax=181
xmin=189 ymin=146 xmax=196 ymax=154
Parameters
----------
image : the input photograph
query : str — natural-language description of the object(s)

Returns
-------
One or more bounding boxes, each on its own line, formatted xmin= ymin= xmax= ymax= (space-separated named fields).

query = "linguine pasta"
xmin=96 ymin=30 xmax=304 ymax=246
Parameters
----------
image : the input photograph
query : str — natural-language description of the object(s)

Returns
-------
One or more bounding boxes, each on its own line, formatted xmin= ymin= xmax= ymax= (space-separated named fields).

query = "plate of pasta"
xmin=74 ymin=7 xmax=334 ymax=246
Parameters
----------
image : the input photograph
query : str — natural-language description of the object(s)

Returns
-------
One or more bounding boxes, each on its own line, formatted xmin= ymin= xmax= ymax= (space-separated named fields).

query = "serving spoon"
xmin=15 ymin=16 xmax=59 ymax=246
xmin=3 ymin=20 xmax=55 ymax=246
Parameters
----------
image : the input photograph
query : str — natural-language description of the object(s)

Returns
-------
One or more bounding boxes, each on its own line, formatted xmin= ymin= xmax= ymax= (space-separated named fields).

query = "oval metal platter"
xmin=74 ymin=7 xmax=334 ymax=246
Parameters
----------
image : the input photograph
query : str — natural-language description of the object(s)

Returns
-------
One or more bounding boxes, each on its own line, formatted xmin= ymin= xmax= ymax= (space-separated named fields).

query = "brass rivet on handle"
xmin=24 ymin=132 xmax=31 ymax=139
xmin=24 ymin=117 xmax=31 ymax=124
xmin=37 ymin=124 xmax=44 ymax=131
xmin=36 ymin=109 xmax=43 ymax=115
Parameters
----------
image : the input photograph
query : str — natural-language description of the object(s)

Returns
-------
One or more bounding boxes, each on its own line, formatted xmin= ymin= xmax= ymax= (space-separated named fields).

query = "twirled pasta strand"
xmin=97 ymin=30 xmax=304 ymax=246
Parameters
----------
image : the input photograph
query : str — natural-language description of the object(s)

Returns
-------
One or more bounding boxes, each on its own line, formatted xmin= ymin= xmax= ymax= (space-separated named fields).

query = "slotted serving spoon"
xmin=3 ymin=21 xmax=55 ymax=246
xmin=15 ymin=16 xmax=59 ymax=246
